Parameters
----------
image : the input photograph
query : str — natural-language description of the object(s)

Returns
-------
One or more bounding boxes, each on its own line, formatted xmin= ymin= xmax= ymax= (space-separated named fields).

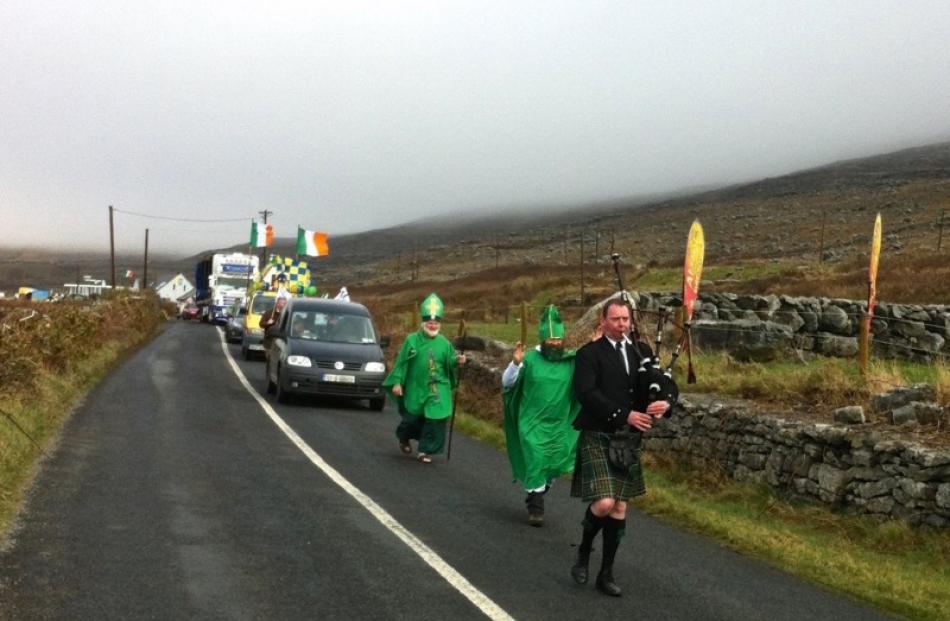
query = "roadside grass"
xmin=633 ymin=261 xmax=796 ymax=292
xmin=675 ymin=353 xmax=949 ymax=416
xmin=455 ymin=407 xmax=950 ymax=621
xmin=640 ymin=455 xmax=950 ymax=621
xmin=465 ymin=320 xmax=527 ymax=345
xmin=0 ymin=295 xmax=162 ymax=542
xmin=0 ymin=344 xmax=125 ymax=537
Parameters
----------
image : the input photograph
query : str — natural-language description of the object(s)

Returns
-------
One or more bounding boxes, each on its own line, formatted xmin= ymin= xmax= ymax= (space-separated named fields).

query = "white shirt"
xmin=604 ymin=335 xmax=632 ymax=374
xmin=500 ymin=345 xmax=542 ymax=388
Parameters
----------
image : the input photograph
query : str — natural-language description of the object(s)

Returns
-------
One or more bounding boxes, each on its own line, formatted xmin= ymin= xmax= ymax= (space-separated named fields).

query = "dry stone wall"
xmin=628 ymin=292 xmax=949 ymax=363
xmin=648 ymin=395 xmax=950 ymax=527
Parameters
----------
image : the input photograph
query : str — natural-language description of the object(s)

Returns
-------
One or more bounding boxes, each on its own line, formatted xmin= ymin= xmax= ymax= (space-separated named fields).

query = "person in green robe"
xmin=502 ymin=304 xmax=580 ymax=526
xmin=383 ymin=293 xmax=466 ymax=464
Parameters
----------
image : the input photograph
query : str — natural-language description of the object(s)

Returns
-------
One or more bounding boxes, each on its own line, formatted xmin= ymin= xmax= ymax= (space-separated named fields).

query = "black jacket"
xmin=572 ymin=336 xmax=653 ymax=432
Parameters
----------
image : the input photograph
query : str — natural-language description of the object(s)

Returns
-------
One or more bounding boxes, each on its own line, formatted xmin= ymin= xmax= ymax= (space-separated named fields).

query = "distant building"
xmin=64 ymin=277 xmax=111 ymax=298
xmin=156 ymin=273 xmax=195 ymax=302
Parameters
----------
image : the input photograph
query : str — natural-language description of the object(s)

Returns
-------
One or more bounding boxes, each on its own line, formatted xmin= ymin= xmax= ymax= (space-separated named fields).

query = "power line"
xmin=112 ymin=208 xmax=251 ymax=223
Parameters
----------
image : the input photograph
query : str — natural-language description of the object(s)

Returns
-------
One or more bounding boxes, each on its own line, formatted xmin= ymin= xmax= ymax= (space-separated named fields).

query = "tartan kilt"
xmin=570 ymin=430 xmax=646 ymax=502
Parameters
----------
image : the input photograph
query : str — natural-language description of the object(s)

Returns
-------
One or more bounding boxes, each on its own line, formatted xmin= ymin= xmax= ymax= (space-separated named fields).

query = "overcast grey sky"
xmin=3 ymin=1 xmax=949 ymax=256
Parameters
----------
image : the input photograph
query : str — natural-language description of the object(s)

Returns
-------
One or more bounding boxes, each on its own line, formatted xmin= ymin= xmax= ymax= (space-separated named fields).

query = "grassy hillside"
xmin=3 ymin=141 xmax=948 ymax=303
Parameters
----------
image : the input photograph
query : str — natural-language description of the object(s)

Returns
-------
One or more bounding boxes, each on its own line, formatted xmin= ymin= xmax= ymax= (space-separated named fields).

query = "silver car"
xmin=225 ymin=300 xmax=247 ymax=343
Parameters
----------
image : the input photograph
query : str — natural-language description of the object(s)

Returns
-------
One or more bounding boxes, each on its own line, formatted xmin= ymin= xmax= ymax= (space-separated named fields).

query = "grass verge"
xmin=0 ymin=335 xmax=155 ymax=541
xmin=640 ymin=455 xmax=950 ymax=621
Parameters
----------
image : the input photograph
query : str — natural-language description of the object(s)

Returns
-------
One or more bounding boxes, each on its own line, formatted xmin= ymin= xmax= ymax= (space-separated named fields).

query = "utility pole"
xmin=109 ymin=205 xmax=116 ymax=290
xmin=143 ymin=228 xmax=149 ymax=290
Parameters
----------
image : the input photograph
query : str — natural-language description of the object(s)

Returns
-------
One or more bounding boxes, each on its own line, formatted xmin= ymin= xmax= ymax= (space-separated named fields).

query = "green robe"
xmin=503 ymin=349 xmax=581 ymax=490
xmin=383 ymin=330 xmax=459 ymax=420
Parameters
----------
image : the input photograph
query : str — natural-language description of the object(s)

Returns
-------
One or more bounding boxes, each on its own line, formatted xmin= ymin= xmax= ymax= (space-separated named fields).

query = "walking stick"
xmin=446 ymin=312 xmax=467 ymax=461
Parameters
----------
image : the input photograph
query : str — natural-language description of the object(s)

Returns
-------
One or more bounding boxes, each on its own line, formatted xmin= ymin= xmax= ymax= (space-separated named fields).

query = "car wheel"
xmin=275 ymin=368 xmax=291 ymax=404
xmin=242 ymin=345 xmax=251 ymax=360
xmin=369 ymin=397 xmax=385 ymax=412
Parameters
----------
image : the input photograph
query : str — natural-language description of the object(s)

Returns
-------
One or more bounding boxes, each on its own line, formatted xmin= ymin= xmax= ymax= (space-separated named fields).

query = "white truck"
xmin=194 ymin=252 xmax=260 ymax=324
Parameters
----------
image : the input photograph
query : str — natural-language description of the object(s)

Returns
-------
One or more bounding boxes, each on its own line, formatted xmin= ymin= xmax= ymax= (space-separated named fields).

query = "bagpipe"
xmin=609 ymin=220 xmax=704 ymax=417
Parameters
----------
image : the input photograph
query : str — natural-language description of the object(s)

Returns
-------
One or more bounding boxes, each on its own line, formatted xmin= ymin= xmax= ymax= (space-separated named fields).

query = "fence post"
xmin=938 ymin=209 xmax=946 ymax=251
xmin=580 ymin=233 xmax=586 ymax=303
xmin=818 ymin=209 xmax=827 ymax=264
xmin=520 ymin=301 xmax=528 ymax=345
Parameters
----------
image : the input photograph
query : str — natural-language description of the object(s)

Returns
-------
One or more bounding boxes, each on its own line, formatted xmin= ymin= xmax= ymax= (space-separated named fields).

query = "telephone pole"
xmin=143 ymin=228 xmax=149 ymax=290
xmin=109 ymin=205 xmax=116 ymax=290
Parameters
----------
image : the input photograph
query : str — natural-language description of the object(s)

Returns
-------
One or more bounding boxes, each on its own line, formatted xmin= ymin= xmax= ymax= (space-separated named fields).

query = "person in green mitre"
xmin=502 ymin=304 xmax=580 ymax=526
xmin=383 ymin=293 xmax=466 ymax=464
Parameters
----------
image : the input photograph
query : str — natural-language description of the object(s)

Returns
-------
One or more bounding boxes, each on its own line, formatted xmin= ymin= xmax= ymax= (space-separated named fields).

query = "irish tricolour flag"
xmin=250 ymin=221 xmax=273 ymax=247
xmin=297 ymin=227 xmax=329 ymax=257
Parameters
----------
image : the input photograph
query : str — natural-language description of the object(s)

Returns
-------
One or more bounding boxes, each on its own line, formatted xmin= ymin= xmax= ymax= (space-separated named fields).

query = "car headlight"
xmin=287 ymin=355 xmax=312 ymax=367
xmin=364 ymin=361 xmax=386 ymax=373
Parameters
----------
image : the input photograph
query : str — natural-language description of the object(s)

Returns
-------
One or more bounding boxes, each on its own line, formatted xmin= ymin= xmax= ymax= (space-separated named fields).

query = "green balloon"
xmin=306 ymin=285 xmax=317 ymax=297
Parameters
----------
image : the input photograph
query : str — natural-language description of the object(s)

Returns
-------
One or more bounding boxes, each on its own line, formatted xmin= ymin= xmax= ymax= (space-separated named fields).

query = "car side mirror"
xmin=379 ymin=335 xmax=390 ymax=348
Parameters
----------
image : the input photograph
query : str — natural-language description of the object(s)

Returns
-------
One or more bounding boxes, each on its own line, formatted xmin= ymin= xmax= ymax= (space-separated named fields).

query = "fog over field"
xmin=3 ymin=1 xmax=950 ymax=256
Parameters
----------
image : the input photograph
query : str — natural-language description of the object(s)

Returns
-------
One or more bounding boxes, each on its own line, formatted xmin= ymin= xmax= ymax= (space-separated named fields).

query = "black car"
xmin=264 ymin=298 xmax=389 ymax=410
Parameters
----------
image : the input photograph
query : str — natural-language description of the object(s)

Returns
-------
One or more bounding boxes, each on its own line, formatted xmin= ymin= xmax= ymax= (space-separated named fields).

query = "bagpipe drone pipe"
xmin=610 ymin=253 xmax=685 ymax=417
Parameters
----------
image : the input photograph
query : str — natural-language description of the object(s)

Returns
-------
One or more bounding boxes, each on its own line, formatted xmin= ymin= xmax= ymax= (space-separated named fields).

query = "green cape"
xmin=383 ymin=329 xmax=459 ymax=420
xmin=502 ymin=348 xmax=580 ymax=489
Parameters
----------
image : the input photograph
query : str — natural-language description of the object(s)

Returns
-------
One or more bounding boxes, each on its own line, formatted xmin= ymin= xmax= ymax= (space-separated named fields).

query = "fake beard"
xmin=540 ymin=344 xmax=564 ymax=361
xmin=422 ymin=325 xmax=441 ymax=338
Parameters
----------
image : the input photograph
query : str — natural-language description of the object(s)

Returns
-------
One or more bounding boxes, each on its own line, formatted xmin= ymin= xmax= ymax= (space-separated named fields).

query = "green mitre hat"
xmin=538 ymin=304 xmax=564 ymax=341
xmin=420 ymin=293 xmax=444 ymax=321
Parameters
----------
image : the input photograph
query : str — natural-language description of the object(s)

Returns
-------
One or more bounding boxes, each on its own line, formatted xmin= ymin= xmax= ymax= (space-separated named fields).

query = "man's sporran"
xmin=607 ymin=429 xmax=642 ymax=471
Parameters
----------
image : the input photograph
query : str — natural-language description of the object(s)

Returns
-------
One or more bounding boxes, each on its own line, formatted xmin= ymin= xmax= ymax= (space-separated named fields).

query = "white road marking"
xmin=216 ymin=329 xmax=515 ymax=621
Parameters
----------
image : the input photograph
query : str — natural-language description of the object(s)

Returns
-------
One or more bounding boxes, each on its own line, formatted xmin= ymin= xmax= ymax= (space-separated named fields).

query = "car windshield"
xmin=251 ymin=295 xmax=276 ymax=314
xmin=288 ymin=311 xmax=376 ymax=344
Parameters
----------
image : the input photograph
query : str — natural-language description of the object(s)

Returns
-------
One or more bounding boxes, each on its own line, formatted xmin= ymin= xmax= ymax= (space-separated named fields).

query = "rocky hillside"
xmin=4 ymin=141 xmax=948 ymax=296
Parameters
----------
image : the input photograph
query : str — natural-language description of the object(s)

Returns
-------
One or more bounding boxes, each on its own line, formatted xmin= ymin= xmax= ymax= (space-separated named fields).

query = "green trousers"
xmin=396 ymin=412 xmax=448 ymax=455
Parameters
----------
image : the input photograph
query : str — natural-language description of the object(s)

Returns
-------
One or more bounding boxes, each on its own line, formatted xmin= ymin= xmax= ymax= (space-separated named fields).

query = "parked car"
xmin=264 ymin=298 xmax=389 ymax=410
xmin=225 ymin=300 xmax=247 ymax=343
xmin=180 ymin=303 xmax=200 ymax=320
xmin=241 ymin=291 xmax=277 ymax=360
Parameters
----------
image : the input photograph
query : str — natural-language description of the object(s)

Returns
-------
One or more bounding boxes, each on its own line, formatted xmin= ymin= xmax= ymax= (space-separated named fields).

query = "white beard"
xmin=422 ymin=325 xmax=441 ymax=338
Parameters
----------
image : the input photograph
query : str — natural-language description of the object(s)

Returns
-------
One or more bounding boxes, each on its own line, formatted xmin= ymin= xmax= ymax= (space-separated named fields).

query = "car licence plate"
xmin=322 ymin=374 xmax=356 ymax=384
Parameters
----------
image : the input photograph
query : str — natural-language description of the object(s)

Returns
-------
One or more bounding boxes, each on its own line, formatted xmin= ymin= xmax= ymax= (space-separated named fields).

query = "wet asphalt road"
xmin=0 ymin=321 xmax=897 ymax=620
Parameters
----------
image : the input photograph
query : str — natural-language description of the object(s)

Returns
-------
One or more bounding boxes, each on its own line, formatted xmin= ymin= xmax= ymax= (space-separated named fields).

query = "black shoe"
xmin=596 ymin=570 xmax=622 ymax=597
xmin=571 ymin=562 xmax=588 ymax=585
xmin=525 ymin=492 xmax=544 ymax=527
xmin=570 ymin=549 xmax=590 ymax=585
